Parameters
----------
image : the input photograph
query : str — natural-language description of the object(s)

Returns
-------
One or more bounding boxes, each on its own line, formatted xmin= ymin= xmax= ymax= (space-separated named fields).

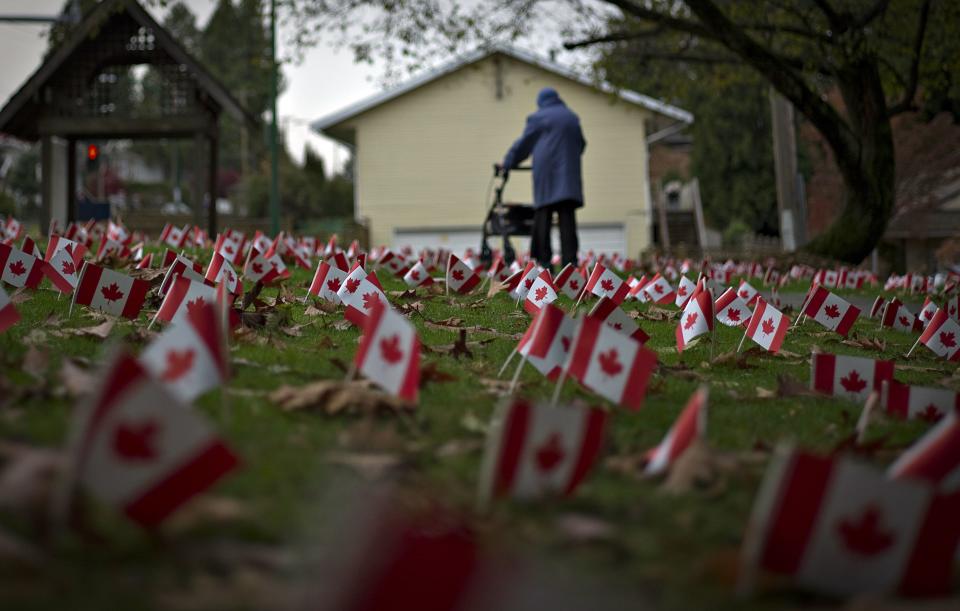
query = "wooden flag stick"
xmin=507 ymin=355 xmax=527 ymax=394
xmin=905 ymin=335 xmax=922 ymax=358
xmin=497 ymin=347 xmax=519 ymax=378
xmin=550 ymin=367 xmax=569 ymax=407
xmin=856 ymin=389 xmax=880 ymax=445
xmin=736 ymin=327 xmax=749 ymax=353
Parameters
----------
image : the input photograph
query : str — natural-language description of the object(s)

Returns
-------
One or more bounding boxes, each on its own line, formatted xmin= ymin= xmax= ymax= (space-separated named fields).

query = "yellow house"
xmin=312 ymin=45 xmax=692 ymax=258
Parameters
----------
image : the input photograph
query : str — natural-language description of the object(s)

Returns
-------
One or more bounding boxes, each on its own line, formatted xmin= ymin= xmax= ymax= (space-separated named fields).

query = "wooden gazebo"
xmin=0 ymin=0 xmax=257 ymax=235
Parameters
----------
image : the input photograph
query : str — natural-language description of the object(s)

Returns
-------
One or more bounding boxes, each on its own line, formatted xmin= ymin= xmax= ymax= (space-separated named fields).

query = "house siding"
xmin=340 ymin=54 xmax=652 ymax=257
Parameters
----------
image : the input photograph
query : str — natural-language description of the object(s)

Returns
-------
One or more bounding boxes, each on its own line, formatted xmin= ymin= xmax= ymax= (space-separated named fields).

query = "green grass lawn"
xmin=0 ymin=249 xmax=956 ymax=610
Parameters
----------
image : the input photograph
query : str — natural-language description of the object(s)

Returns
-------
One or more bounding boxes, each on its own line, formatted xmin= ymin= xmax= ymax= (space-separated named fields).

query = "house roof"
xmin=0 ymin=0 xmax=256 ymax=140
xmin=311 ymin=44 xmax=693 ymax=140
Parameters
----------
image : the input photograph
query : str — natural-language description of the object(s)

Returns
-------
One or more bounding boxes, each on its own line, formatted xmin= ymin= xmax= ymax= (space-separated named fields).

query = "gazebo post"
xmin=66 ymin=138 xmax=77 ymax=225
xmin=207 ymin=125 xmax=219 ymax=237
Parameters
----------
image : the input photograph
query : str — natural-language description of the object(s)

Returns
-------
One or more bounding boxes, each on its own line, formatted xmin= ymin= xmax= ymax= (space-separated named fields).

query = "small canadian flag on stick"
xmin=911 ymin=308 xmax=960 ymax=361
xmin=523 ymin=269 xmax=558 ymax=315
xmin=676 ymin=281 xmax=713 ymax=353
xmin=554 ymin=262 xmax=585 ymax=299
xmin=307 ymin=259 xmax=348 ymax=304
xmin=354 ymin=302 xmax=420 ymax=403
xmin=801 ymin=284 xmax=860 ymax=337
xmin=583 ymin=262 xmax=629 ymax=305
xmin=881 ymin=380 xmax=959 ymax=423
xmin=446 ymin=253 xmax=481 ymax=294
xmin=140 ymin=301 xmax=229 ymax=404
xmin=478 ymin=397 xmax=608 ymax=503
xmin=888 ymin=407 xmax=960 ymax=487
xmin=0 ymin=284 xmax=20 ymax=333
xmin=153 ymin=276 xmax=217 ymax=327
xmin=740 ymin=297 xmax=789 ymax=354
xmin=337 ymin=264 xmax=388 ymax=327
xmin=0 ymin=242 xmax=43 ymax=289
xmin=642 ymin=273 xmax=676 ymax=305
xmin=739 ymin=445 xmax=960 ymax=598
xmin=71 ymin=261 xmax=150 ymax=319
xmin=63 ymin=350 xmax=240 ymax=528
xmin=402 ymin=259 xmax=434 ymax=288
xmin=715 ymin=287 xmax=752 ymax=328
xmin=810 ymin=352 xmax=895 ymax=403
xmin=643 ymin=387 xmax=707 ymax=476
xmin=675 ymin=275 xmax=696 ymax=308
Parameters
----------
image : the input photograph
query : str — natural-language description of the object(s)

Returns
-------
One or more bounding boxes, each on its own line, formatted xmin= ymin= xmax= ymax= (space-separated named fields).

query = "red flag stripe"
xmin=493 ymin=400 xmax=532 ymax=498
xmin=564 ymin=409 xmax=608 ymax=495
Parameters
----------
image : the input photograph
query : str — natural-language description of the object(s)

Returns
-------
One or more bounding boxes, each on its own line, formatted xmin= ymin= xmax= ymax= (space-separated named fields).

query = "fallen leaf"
xmin=269 ymin=380 xmax=413 ymax=415
xmin=842 ymin=335 xmax=886 ymax=352
xmin=388 ymin=289 xmax=418 ymax=300
xmin=67 ymin=320 xmax=115 ymax=339
xmin=325 ymin=451 xmax=405 ymax=479
xmin=420 ymin=362 xmax=457 ymax=386
xmin=477 ymin=377 xmax=516 ymax=397
xmin=709 ymin=350 xmax=754 ymax=369
xmin=22 ymin=329 xmax=47 ymax=345
xmin=58 ymin=358 xmax=97 ymax=398
xmin=435 ymin=438 xmax=483 ymax=458
xmin=240 ymin=282 xmax=264 ymax=310
xmin=555 ymin=513 xmax=615 ymax=543
xmin=280 ymin=322 xmax=313 ymax=337
xmin=21 ymin=346 xmax=48 ymax=380
xmin=10 ymin=288 xmax=31 ymax=305
xmin=163 ymin=496 xmax=255 ymax=535
xmin=635 ymin=306 xmax=678 ymax=322
xmin=329 ymin=319 xmax=353 ymax=331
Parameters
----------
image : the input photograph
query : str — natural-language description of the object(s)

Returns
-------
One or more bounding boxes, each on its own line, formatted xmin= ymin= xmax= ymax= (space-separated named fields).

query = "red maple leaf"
xmin=598 ymin=348 xmax=623 ymax=376
xmin=251 ymin=262 xmax=263 ymax=275
xmin=101 ymin=282 xmax=124 ymax=302
xmin=224 ymin=270 xmax=235 ymax=285
xmin=379 ymin=334 xmax=404 ymax=364
xmin=223 ymin=244 xmax=233 ymax=255
xmin=113 ymin=420 xmax=160 ymax=461
xmin=161 ymin=349 xmax=195 ymax=381
xmin=8 ymin=260 xmax=26 ymax=276
xmin=918 ymin=404 xmax=943 ymax=423
xmin=739 ymin=289 xmax=749 ymax=299
xmin=185 ymin=297 xmax=206 ymax=317
xmin=727 ymin=308 xmax=741 ymax=322
xmin=560 ymin=336 xmax=571 ymax=352
xmin=362 ymin=292 xmax=379 ymax=310
xmin=677 ymin=286 xmax=687 ymax=296
xmin=612 ymin=322 xmax=623 ymax=330
xmin=326 ymin=278 xmax=341 ymax=293
xmin=345 ymin=277 xmax=362 ymax=293
xmin=410 ymin=270 xmax=420 ymax=280
xmin=653 ymin=283 xmax=663 ymax=294
xmin=683 ymin=312 xmax=698 ymax=330
xmin=899 ymin=315 xmax=910 ymax=327
xmin=568 ymin=279 xmax=578 ymax=290
xmin=840 ymin=370 xmax=868 ymax=393
xmin=600 ymin=278 xmax=615 ymax=292
xmin=950 ymin=305 xmax=957 ymax=316
xmin=940 ymin=331 xmax=956 ymax=348
xmin=534 ymin=286 xmax=548 ymax=302
xmin=535 ymin=433 xmax=565 ymax=473
xmin=761 ymin=318 xmax=775 ymax=334
xmin=60 ymin=259 xmax=75 ymax=276
xmin=452 ymin=269 xmax=464 ymax=282
xmin=524 ymin=278 xmax=534 ymax=290
xmin=824 ymin=304 xmax=841 ymax=318
xmin=837 ymin=504 xmax=895 ymax=556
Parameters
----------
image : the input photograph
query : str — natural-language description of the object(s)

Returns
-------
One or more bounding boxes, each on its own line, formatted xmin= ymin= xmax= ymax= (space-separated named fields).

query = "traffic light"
xmin=86 ymin=144 xmax=99 ymax=162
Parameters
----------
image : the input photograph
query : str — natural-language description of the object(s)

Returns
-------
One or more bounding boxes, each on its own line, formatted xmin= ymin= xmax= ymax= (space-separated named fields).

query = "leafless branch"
xmin=887 ymin=0 xmax=931 ymax=117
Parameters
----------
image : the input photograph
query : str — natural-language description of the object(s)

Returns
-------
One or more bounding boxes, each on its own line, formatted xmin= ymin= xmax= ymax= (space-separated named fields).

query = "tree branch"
xmin=605 ymin=0 xmax=719 ymax=41
xmin=854 ymin=0 xmax=891 ymax=27
xmin=887 ymin=0 xmax=930 ymax=117
xmin=810 ymin=0 xmax=846 ymax=30
xmin=563 ymin=26 xmax=664 ymax=50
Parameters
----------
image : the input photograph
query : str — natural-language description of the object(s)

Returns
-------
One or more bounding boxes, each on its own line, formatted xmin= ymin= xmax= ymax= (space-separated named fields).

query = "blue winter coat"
xmin=502 ymin=88 xmax=586 ymax=209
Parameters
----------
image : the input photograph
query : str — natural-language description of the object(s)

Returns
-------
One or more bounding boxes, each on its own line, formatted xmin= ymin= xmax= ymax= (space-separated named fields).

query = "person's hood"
xmin=536 ymin=87 xmax=563 ymax=108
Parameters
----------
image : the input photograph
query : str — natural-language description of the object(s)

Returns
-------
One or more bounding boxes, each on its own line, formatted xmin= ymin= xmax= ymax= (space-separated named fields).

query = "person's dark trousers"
xmin=531 ymin=199 xmax=580 ymax=270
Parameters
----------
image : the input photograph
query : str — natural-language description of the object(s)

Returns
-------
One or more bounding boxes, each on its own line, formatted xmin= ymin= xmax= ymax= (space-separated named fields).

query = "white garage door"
xmin=393 ymin=223 xmax=625 ymax=258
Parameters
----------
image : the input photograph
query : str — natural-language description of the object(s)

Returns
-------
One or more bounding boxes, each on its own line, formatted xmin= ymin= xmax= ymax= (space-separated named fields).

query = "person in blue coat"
xmin=500 ymin=87 xmax=586 ymax=269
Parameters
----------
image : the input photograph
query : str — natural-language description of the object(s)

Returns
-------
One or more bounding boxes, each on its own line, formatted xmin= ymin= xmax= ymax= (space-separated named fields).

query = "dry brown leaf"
xmin=163 ymin=496 xmax=255 ymax=535
xmin=478 ymin=377 xmax=516 ymax=397
xmin=660 ymin=441 xmax=731 ymax=495
xmin=635 ymin=306 xmax=678 ymax=322
xmin=388 ymin=289 xmax=418 ymax=300
xmin=240 ymin=281 xmax=265 ymax=310
xmin=67 ymin=320 xmax=115 ymax=339
xmin=0 ymin=442 xmax=66 ymax=520
xmin=58 ymin=358 xmax=97 ymax=398
xmin=709 ymin=350 xmax=754 ymax=369
xmin=435 ymin=438 xmax=483 ymax=458
xmin=269 ymin=380 xmax=412 ymax=415
xmin=420 ymin=361 xmax=457 ymax=385
xmin=555 ymin=513 xmax=615 ymax=544
xmin=325 ymin=451 xmax=405 ymax=479
xmin=842 ymin=335 xmax=887 ymax=352
xmin=128 ymin=267 xmax=166 ymax=283
xmin=329 ymin=319 xmax=353 ymax=331
xmin=21 ymin=346 xmax=48 ymax=380
xmin=22 ymin=329 xmax=47 ymax=345
xmin=280 ymin=322 xmax=313 ymax=337
xmin=10 ymin=288 xmax=31 ymax=305
xmin=487 ymin=280 xmax=504 ymax=298
xmin=304 ymin=301 xmax=337 ymax=316
xmin=395 ymin=300 xmax=426 ymax=315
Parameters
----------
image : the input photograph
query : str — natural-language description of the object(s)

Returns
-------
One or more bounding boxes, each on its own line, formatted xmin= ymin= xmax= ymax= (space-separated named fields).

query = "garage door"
xmin=393 ymin=223 xmax=626 ymax=257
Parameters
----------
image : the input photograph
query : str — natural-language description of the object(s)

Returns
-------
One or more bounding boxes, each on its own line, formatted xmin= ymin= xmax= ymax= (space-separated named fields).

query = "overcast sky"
xmin=0 ymin=0 xmax=380 ymax=175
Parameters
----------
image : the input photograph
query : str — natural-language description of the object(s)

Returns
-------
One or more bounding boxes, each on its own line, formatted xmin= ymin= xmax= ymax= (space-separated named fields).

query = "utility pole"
xmin=268 ymin=0 xmax=280 ymax=235
xmin=769 ymin=88 xmax=805 ymax=251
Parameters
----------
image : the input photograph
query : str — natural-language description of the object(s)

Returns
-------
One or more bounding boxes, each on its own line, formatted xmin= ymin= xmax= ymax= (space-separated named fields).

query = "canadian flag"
xmin=68 ymin=351 xmax=240 ymax=527
xmin=888 ymin=408 xmax=960 ymax=490
xmin=324 ymin=250 xmax=350 ymax=274
xmin=72 ymin=262 xmax=149 ymax=319
xmin=479 ymin=398 xmax=608 ymax=501
xmin=161 ymin=224 xmax=190 ymax=249
xmin=402 ymin=259 xmax=434 ymax=288
xmin=584 ymin=262 xmax=629 ymax=304
xmin=741 ymin=446 xmax=960 ymax=597
xmin=626 ymin=275 xmax=649 ymax=303
xmin=159 ymin=254 xmax=206 ymax=297
xmin=378 ymin=249 xmax=410 ymax=277
xmin=675 ymin=275 xmax=696 ymax=308
xmin=944 ymin=294 xmax=959 ymax=321
xmin=42 ymin=246 xmax=81 ymax=293
xmin=644 ymin=387 xmax=708 ymax=476
xmin=154 ymin=276 xmax=218 ymax=327
xmin=140 ymin=301 xmax=229 ymax=403
xmin=810 ymin=352 xmax=895 ymax=402
xmin=45 ymin=234 xmax=87 ymax=267
xmin=676 ymin=282 xmax=713 ymax=353
xmin=510 ymin=262 xmax=541 ymax=301
xmin=354 ymin=302 xmax=420 ymax=403
xmin=917 ymin=309 xmax=960 ymax=361
xmin=337 ymin=265 xmax=388 ymax=327
xmin=308 ymin=260 xmax=348 ymax=303
xmin=553 ymin=262 xmax=585 ymax=299
xmin=763 ymin=267 xmax=781 ymax=286
xmin=715 ymin=287 xmax=752 ymax=327
xmin=882 ymin=380 xmax=959 ymax=423
xmin=94 ymin=236 xmax=128 ymax=262
xmin=20 ymin=235 xmax=40 ymax=258
xmin=802 ymin=285 xmax=860 ymax=337
xmin=498 ymin=267 xmax=524 ymax=296
xmin=519 ymin=303 xmax=576 ymax=379
xmin=0 ymin=284 xmax=19 ymax=333
xmin=244 ymin=246 xmax=288 ymax=285
xmin=214 ymin=232 xmax=245 ymax=266
xmin=106 ymin=220 xmax=130 ymax=245
xmin=744 ymin=297 xmax=789 ymax=354
xmin=446 ymin=253 xmax=481 ymax=294
xmin=917 ymin=296 xmax=938 ymax=327
xmin=485 ymin=254 xmax=508 ymax=282
xmin=523 ymin=269 xmax=559 ymax=316
xmin=588 ymin=296 xmax=650 ymax=343
xmin=0 ymin=243 xmax=43 ymax=289
xmin=736 ymin=280 xmax=760 ymax=306
xmin=4 ymin=216 xmax=22 ymax=241
xmin=642 ymin=273 xmax=676 ymax=305
xmin=881 ymin=298 xmax=921 ymax=333
xmin=566 ymin=314 xmax=658 ymax=410
xmin=869 ymin=295 xmax=886 ymax=318
xmin=204 ymin=252 xmax=241 ymax=298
